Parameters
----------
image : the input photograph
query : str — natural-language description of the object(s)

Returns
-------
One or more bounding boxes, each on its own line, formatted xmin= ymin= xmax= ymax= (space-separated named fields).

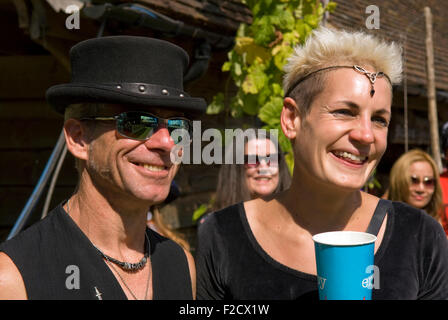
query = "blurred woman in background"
xmin=387 ymin=149 xmax=443 ymax=222
xmin=211 ymin=129 xmax=291 ymax=212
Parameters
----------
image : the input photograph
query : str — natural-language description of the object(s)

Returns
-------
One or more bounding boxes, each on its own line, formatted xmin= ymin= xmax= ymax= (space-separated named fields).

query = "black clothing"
xmin=196 ymin=200 xmax=448 ymax=300
xmin=365 ymin=198 xmax=389 ymax=236
xmin=0 ymin=203 xmax=192 ymax=300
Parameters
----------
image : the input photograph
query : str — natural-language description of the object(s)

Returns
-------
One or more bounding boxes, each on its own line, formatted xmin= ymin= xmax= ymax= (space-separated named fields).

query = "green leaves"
xmin=364 ymin=169 xmax=382 ymax=193
xmin=252 ymin=16 xmax=276 ymax=45
xmin=195 ymin=1 xmax=340 ymax=223
xmin=272 ymin=40 xmax=295 ymax=70
xmin=192 ymin=204 xmax=208 ymax=222
xmin=259 ymin=95 xmax=283 ymax=126
xmin=234 ymin=37 xmax=270 ymax=65
xmin=242 ymin=59 xmax=268 ymax=94
xmin=206 ymin=93 xmax=225 ymax=115
xmin=326 ymin=1 xmax=338 ymax=12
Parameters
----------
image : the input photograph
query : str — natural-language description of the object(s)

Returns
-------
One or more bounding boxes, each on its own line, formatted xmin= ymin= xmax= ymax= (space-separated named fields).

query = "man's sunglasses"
xmin=244 ymin=154 xmax=280 ymax=168
xmin=410 ymin=175 xmax=435 ymax=188
xmin=80 ymin=111 xmax=192 ymax=144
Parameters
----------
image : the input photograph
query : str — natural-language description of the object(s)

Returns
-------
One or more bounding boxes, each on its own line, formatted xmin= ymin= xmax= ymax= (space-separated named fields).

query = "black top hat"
xmin=46 ymin=36 xmax=207 ymax=114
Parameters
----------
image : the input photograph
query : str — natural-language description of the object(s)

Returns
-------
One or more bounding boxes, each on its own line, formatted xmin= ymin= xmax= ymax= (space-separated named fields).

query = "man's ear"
xmin=280 ymin=97 xmax=301 ymax=140
xmin=63 ymin=119 xmax=89 ymax=161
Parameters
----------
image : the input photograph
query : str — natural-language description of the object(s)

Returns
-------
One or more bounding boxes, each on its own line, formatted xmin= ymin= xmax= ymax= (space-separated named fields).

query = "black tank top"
xmin=0 ymin=203 xmax=192 ymax=300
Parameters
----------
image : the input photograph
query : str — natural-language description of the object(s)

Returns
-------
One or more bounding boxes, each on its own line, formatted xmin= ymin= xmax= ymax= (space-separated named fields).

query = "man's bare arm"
xmin=0 ymin=252 xmax=27 ymax=299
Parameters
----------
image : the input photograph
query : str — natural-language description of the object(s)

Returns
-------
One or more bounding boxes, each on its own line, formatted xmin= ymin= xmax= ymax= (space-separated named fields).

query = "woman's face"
xmin=288 ymin=67 xmax=392 ymax=191
xmin=244 ymin=138 xmax=280 ymax=199
xmin=406 ymin=160 xmax=435 ymax=209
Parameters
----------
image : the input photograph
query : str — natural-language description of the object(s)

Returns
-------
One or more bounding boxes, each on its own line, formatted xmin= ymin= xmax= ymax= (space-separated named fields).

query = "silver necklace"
xmin=105 ymin=257 xmax=151 ymax=300
xmin=66 ymin=199 xmax=150 ymax=271
xmin=93 ymin=234 xmax=150 ymax=271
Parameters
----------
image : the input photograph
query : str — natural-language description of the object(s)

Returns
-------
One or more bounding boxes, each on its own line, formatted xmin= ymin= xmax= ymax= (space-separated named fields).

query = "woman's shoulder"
xmin=197 ymin=202 xmax=247 ymax=239
xmin=368 ymin=192 xmax=427 ymax=221
xmin=389 ymin=200 xmax=429 ymax=218
xmin=199 ymin=203 xmax=243 ymax=224
xmin=388 ymin=200 xmax=445 ymax=235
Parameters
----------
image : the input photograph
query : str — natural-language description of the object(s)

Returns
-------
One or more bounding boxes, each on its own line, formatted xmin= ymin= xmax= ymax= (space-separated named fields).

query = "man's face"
xmin=83 ymin=104 xmax=185 ymax=205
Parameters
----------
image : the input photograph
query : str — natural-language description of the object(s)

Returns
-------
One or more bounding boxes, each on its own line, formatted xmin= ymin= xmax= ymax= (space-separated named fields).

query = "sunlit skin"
xmin=244 ymin=138 xmax=280 ymax=198
xmin=406 ymin=161 xmax=435 ymax=209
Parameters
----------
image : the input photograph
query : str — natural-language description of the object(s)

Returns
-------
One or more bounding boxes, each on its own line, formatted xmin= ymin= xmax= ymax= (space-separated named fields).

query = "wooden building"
xmin=1 ymin=0 xmax=448 ymax=251
xmin=0 ymin=0 xmax=251 ymax=246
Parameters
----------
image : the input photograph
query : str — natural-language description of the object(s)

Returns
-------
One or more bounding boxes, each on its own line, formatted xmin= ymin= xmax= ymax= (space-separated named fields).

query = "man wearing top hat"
xmin=0 ymin=36 xmax=205 ymax=299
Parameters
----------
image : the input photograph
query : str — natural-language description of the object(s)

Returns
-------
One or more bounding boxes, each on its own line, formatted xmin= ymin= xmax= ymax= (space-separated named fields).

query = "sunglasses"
xmin=410 ymin=175 xmax=435 ymax=188
xmin=244 ymin=154 xmax=280 ymax=168
xmin=80 ymin=111 xmax=192 ymax=144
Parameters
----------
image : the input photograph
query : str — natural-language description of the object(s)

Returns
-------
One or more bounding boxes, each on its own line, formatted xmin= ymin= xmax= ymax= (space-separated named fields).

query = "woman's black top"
xmin=196 ymin=200 xmax=448 ymax=300
xmin=0 ymin=204 xmax=192 ymax=300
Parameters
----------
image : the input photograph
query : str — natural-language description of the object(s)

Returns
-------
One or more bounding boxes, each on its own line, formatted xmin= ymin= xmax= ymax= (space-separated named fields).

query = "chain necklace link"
xmin=105 ymin=257 xmax=151 ymax=300
xmin=93 ymin=234 xmax=149 ymax=271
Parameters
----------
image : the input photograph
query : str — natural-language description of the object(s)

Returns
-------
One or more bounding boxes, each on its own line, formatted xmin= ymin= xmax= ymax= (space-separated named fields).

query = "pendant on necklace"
xmin=94 ymin=287 xmax=103 ymax=300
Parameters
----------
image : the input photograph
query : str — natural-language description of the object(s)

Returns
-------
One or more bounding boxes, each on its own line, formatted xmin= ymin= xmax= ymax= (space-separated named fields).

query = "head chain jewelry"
xmin=285 ymin=65 xmax=391 ymax=97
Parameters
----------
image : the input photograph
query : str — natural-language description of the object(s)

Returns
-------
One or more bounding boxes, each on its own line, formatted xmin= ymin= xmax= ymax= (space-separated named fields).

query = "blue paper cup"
xmin=312 ymin=231 xmax=377 ymax=300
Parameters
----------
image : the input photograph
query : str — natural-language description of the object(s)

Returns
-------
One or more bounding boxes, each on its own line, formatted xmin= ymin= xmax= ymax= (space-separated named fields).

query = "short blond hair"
xmin=283 ymin=27 xmax=403 ymax=112
xmin=64 ymin=103 xmax=105 ymax=121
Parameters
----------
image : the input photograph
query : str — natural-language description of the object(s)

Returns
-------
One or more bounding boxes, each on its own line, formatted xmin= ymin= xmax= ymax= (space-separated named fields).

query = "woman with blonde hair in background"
xmin=387 ymin=149 xmax=443 ymax=223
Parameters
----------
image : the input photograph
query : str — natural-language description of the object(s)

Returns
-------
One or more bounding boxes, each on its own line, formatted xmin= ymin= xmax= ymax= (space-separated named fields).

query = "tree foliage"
xmin=207 ymin=0 xmax=336 ymax=171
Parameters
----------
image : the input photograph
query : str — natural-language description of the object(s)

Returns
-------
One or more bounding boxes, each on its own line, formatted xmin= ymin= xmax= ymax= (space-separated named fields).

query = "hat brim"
xmin=46 ymin=83 xmax=207 ymax=115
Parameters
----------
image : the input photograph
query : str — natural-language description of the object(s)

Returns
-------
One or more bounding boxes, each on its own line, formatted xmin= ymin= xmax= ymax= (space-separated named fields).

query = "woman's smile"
xmin=290 ymin=67 xmax=391 ymax=191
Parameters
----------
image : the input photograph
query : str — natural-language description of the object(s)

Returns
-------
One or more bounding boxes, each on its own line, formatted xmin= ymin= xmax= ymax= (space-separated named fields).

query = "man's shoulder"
xmin=0 ymin=252 xmax=27 ymax=299
xmin=0 ymin=205 xmax=64 ymax=279
xmin=147 ymin=227 xmax=186 ymax=258
xmin=0 ymin=206 xmax=61 ymax=253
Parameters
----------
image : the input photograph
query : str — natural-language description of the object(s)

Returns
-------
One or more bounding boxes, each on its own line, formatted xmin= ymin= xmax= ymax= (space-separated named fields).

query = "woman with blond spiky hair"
xmin=196 ymin=27 xmax=448 ymax=300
